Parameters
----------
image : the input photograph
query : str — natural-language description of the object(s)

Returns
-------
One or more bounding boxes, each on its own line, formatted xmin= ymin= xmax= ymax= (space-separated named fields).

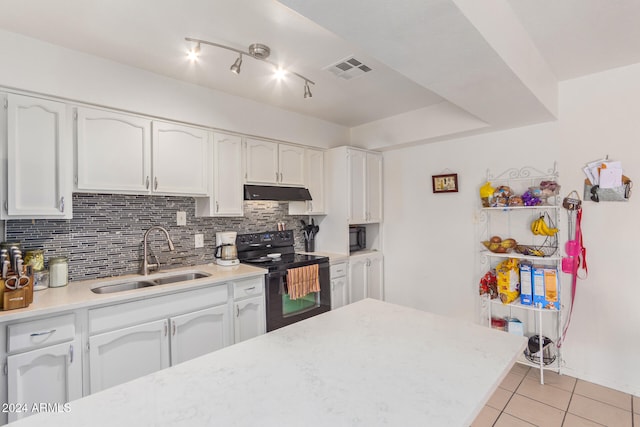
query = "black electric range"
xmin=236 ymin=230 xmax=330 ymax=332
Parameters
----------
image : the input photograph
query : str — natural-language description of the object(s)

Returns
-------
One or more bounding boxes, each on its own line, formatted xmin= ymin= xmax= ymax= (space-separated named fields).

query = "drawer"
xmin=7 ymin=313 xmax=75 ymax=353
xmin=233 ymin=277 xmax=264 ymax=300
xmin=330 ymin=262 xmax=348 ymax=278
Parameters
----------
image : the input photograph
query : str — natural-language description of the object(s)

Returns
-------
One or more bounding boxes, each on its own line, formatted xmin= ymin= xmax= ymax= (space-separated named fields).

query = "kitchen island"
xmin=7 ymin=299 xmax=526 ymax=427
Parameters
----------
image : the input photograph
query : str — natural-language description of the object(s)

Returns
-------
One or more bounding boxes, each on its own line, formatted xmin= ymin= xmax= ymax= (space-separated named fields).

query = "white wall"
xmin=0 ymin=29 xmax=349 ymax=148
xmin=383 ymin=62 xmax=640 ymax=396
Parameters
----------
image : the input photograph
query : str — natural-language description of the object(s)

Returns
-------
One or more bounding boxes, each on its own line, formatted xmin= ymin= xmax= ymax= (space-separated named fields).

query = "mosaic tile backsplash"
xmin=5 ymin=193 xmax=308 ymax=282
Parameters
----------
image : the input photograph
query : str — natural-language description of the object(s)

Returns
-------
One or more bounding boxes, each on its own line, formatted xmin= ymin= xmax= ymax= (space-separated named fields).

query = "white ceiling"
xmin=0 ymin=0 xmax=639 ymax=146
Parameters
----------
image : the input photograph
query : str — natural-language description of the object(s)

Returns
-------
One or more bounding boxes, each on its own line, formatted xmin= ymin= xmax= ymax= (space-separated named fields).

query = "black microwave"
xmin=349 ymin=226 xmax=366 ymax=252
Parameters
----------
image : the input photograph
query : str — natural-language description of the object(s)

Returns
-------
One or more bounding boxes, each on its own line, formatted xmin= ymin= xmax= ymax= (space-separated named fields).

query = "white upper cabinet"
xmin=195 ymin=132 xmax=244 ymax=217
xmin=366 ymin=152 xmax=383 ymax=223
xmin=289 ymin=148 xmax=325 ymax=215
xmin=348 ymin=149 xmax=383 ymax=224
xmin=75 ymin=106 xmax=151 ymax=194
xmin=278 ymin=143 xmax=305 ymax=186
xmin=75 ymin=111 xmax=209 ymax=197
xmin=214 ymin=133 xmax=244 ymax=216
xmin=348 ymin=149 xmax=368 ymax=223
xmin=245 ymin=138 xmax=305 ymax=186
xmin=245 ymin=138 xmax=279 ymax=184
xmin=152 ymin=121 xmax=209 ymax=196
xmin=1 ymin=93 xmax=72 ymax=219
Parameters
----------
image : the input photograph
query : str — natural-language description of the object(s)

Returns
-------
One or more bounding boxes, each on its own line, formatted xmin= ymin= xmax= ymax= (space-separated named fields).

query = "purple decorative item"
xmin=522 ymin=190 xmax=541 ymax=206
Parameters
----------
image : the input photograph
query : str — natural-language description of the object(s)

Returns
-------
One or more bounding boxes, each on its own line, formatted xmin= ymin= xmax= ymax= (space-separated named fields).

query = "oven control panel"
xmin=236 ymin=230 xmax=293 ymax=251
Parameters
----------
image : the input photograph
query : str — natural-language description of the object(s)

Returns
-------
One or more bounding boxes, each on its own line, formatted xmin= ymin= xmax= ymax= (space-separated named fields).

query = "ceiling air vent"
xmin=324 ymin=56 xmax=373 ymax=80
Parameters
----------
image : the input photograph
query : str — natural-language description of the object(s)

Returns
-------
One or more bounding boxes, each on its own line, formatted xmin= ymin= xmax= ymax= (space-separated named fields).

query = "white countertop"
xmin=8 ymin=299 xmax=527 ymax=427
xmin=0 ymin=263 xmax=267 ymax=323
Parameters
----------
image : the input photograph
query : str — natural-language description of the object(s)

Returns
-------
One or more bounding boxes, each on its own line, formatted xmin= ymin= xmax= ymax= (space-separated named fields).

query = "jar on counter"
xmin=49 ymin=256 xmax=68 ymax=288
xmin=24 ymin=250 xmax=45 ymax=272
xmin=33 ymin=270 xmax=50 ymax=291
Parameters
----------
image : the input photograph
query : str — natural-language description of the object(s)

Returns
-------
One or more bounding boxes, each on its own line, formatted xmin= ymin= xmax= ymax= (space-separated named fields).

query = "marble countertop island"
xmin=9 ymin=299 xmax=526 ymax=427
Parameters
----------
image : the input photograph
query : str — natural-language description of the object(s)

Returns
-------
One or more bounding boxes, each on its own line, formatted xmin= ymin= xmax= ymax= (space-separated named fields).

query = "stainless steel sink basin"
xmin=90 ymin=271 xmax=211 ymax=294
xmin=150 ymin=272 xmax=209 ymax=285
xmin=91 ymin=280 xmax=157 ymax=294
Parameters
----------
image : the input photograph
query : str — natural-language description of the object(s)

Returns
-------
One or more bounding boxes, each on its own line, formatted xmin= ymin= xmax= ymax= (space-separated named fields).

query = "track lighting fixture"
xmin=230 ymin=54 xmax=242 ymax=74
xmin=304 ymin=81 xmax=312 ymax=98
xmin=185 ymin=37 xmax=315 ymax=99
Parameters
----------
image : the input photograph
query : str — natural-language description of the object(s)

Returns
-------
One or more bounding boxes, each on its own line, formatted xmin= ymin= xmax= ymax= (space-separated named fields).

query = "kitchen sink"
xmin=91 ymin=280 xmax=157 ymax=294
xmin=150 ymin=272 xmax=210 ymax=285
xmin=90 ymin=271 xmax=211 ymax=294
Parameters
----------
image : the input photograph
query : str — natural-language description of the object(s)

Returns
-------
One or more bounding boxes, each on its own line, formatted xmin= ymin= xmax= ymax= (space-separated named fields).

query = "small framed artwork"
xmin=432 ymin=173 xmax=459 ymax=193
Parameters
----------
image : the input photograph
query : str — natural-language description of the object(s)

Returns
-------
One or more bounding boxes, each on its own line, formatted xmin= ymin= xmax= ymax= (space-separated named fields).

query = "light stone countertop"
xmin=0 ymin=263 xmax=268 ymax=323
xmin=7 ymin=299 xmax=527 ymax=427
xmin=298 ymin=251 xmax=350 ymax=263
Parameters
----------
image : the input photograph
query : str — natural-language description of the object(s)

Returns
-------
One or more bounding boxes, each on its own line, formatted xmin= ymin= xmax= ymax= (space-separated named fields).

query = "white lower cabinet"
xmin=234 ymin=297 xmax=265 ymax=343
xmin=233 ymin=277 xmax=266 ymax=343
xmin=87 ymin=284 xmax=230 ymax=393
xmin=5 ymin=314 xmax=81 ymax=423
xmin=170 ymin=305 xmax=230 ymax=365
xmin=7 ymin=340 xmax=82 ymax=423
xmin=349 ymin=253 xmax=384 ymax=303
xmin=89 ymin=319 xmax=169 ymax=394
xmin=330 ymin=261 xmax=349 ymax=310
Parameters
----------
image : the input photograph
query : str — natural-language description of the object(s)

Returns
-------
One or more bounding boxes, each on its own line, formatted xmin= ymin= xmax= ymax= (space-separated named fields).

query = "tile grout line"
xmin=492 ymin=370 xmax=530 ymax=426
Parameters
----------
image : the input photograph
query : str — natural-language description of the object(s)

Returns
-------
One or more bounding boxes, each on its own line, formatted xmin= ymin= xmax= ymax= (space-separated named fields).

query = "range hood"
xmin=244 ymin=185 xmax=312 ymax=201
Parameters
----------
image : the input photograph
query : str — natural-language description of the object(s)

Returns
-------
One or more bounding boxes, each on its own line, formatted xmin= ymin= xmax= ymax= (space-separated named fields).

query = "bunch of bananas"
xmin=530 ymin=215 xmax=558 ymax=236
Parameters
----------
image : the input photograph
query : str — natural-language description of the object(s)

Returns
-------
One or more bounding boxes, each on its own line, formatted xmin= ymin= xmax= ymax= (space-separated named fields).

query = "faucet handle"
xmin=151 ymin=253 xmax=160 ymax=271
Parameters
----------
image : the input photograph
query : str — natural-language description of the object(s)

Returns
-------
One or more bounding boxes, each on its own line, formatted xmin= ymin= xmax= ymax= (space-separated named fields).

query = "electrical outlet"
xmin=177 ymin=211 xmax=187 ymax=226
xmin=194 ymin=234 xmax=204 ymax=248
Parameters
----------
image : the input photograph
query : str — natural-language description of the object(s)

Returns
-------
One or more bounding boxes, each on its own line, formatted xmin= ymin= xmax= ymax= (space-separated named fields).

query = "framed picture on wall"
xmin=432 ymin=173 xmax=459 ymax=193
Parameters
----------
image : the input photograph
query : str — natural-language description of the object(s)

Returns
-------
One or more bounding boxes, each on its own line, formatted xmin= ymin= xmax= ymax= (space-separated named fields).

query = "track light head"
xmin=304 ymin=81 xmax=312 ymax=99
xmin=230 ymin=54 xmax=243 ymax=74
xmin=187 ymin=42 xmax=201 ymax=61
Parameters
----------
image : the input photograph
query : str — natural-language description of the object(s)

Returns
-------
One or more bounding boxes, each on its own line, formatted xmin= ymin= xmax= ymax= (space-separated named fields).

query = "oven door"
xmin=265 ymin=261 xmax=330 ymax=332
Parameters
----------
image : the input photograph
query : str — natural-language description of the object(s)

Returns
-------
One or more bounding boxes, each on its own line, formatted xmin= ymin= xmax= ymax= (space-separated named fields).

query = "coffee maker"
xmin=214 ymin=231 xmax=239 ymax=266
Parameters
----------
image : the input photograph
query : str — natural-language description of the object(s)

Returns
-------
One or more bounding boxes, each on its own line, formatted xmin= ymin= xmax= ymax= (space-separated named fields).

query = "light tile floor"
xmin=472 ymin=364 xmax=638 ymax=427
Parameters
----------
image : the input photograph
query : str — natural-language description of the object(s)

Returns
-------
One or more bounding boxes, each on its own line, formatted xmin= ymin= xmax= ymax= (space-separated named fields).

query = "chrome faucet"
xmin=142 ymin=226 xmax=175 ymax=275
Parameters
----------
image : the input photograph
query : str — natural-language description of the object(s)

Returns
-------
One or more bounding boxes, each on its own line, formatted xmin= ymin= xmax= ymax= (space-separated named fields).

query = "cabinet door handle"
xmin=69 ymin=344 xmax=74 ymax=364
xmin=146 ymin=176 xmax=150 ymax=189
xmin=59 ymin=197 xmax=65 ymax=213
xmin=30 ymin=329 xmax=56 ymax=337
xmin=309 ymin=201 xmax=313 ymax=212
xmin=216 ymin=201 xmax=219 ymax=212
xmin=172 ymin=322 xmax=176 ymax=336
xmin=164 ymin=322 xmax=168 ymax=336
xmin=154 ymin=177 xmax=159 ymax=190
xmin=275 ymin=172 xmax=279 ymax=182
xmin=280 ymin=172 xmax=283 ymax=182
xmin=236 ymin=306 xmax=240 ymax=317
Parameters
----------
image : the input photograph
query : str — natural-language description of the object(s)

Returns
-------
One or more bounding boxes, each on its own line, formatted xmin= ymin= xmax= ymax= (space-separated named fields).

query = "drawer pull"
xmin=244 ymin=286 xmax=256 ymax=291
xmin=30 ymin=329 xmax=56 ymax=337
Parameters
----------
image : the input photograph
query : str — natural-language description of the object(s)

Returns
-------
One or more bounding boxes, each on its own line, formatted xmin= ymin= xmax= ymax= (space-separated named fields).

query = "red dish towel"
xmin=286 ymin=264 xmax=320 ymax=300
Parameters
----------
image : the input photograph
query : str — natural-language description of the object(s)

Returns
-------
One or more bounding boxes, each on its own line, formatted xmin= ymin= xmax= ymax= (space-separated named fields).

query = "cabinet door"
xmin=348 ymin=257 xmax=368 ymax=303
xmin=278 ymin=143 xmax=305 ymax=186
xmin=213 ymin=133 xmax=243 ymax=216
xmin=331 ymin=276 xmax=348 ymax=309
xmin=152 ymin=121 xmax=209 ymax=196
xmin=4 ymin=93 xmax=70 ymax=218
xmin=89 ymin=319 xmax=169 ymax=393
xmin=348 ymin=149 xmax=367 ymax=224
xmin=234 ymin=296 xmax=266 ymax=343
xmin=367 ymin=255 xmax=384 ymax=301
xmin=366 ymin=152 xmax=383 ymax=223
xmin=76 ymin=107 xmax=151 ymax=194
xmin=306 ymin=148 xmax=325 ymax=213
xmin=7 ymin=339 xmax=82 ymax=422
xmin=245 ymin=138 xmax=278 ymax=184
xmin=169 ymin=305 xmax=231 ymax=366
